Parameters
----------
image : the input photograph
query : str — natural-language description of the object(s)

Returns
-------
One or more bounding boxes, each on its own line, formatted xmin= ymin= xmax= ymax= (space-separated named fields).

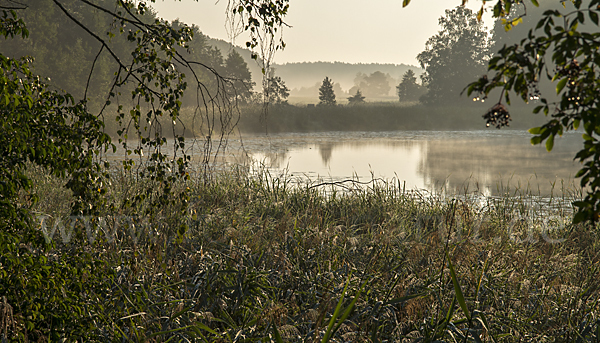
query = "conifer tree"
xmin=318 ymin=76 xmax=336 ymax=106
xmin=347 ymin=89 xmax=365 ymax=105
xmin=396 ymin=69 xmax=424 ymax=102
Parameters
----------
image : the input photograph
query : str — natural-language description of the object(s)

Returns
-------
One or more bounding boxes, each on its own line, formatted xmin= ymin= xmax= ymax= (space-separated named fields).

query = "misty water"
xmin=107 ymin=129 xmax=583 ymax=198
xmin=228 ymin=130 xmax=582 ymax=197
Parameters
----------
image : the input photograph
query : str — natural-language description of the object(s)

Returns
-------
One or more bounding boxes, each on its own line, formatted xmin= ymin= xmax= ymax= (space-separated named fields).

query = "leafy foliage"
xmin=466 ymin=0 xmax=600 ymax=223
xmin=0 ymin=55 xmax=111 ymax=217
xmin=0 ymin=9 xmax=114 ymax=341
xmin=266 ymin=74 xmax=290 ymax=104
xmin=1 ymin=0 xmax=117 ymax=102
xmin=417 ymin=6 xmax=491 ymax=104
xmin=228 ymin=0 xmax=289 ymax=114
xmin=229 ymin=0 xmax=289 ymax=57
xmin=0 ymin=0 xmax=288 ymax=340
xmin=318 ymin=76 xmax=337 ymax=106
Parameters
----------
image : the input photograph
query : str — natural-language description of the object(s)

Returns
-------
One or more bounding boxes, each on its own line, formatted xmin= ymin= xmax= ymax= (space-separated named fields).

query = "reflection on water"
xmin=229 ymin=130 xmax=582 ymax=196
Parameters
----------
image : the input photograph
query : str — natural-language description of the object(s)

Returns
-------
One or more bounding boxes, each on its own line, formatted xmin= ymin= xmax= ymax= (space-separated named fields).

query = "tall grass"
xmin=7 ymin=164 xmax=600 ymax=341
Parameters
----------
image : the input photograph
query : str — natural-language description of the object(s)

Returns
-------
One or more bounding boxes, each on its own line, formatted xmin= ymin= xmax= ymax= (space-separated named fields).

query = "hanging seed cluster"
xmin=483 ymin=103 xmax=511 ymax=128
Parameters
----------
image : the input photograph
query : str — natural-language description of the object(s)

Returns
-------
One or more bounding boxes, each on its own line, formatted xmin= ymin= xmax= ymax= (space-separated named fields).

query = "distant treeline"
xmin=271 ymin=61 xmax=422 ymax=93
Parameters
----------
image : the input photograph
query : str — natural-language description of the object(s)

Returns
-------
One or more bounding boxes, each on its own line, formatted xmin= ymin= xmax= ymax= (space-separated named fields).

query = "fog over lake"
xmin=227 ymin=130 xmax=582 ymax=196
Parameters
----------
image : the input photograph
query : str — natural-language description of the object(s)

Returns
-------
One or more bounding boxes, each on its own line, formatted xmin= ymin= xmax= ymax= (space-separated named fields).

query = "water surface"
xmin=229 ymin=130 xmax=582 ymax=196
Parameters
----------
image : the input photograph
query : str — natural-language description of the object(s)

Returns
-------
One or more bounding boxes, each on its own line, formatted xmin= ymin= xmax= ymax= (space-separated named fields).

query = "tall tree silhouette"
xmin=266 ymin=74 xmax=290 ymax=104
xmin=417 ymin=6 xmax=491 ymax=104
xmin=396 ymin=69 xmax=425 ymax=102
xmin=318 ymin=76 xmax=337 ymax=106
xmin=225 ymin=49 xmax=255 ymax=102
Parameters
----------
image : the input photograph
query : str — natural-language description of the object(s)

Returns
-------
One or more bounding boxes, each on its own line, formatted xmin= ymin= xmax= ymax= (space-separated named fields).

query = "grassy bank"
xmin=4 ymin=164 xmax=599 ymax=342
xmin=97 ymin=102 xmax=549 ymax=138
xmin=237 ymin=103 xmax=548 ymax=133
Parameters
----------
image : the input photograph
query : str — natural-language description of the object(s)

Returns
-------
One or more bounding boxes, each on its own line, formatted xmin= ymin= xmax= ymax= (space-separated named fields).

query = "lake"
xmin=225 ymin=130 xmax=583 ymax=197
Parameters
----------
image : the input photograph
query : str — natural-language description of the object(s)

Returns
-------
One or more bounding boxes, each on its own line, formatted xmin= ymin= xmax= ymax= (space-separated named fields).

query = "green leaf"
xmin=322 ymin=279 xmax=349 ymax=343
xmin=531 ymin=136 xmax=542 ymax=145
xmin=511 ymin=17 xmax=523 ymax=27
xmin=402 ymin=0 xmax=411 ymax=7
xmin=321 ymin=277 xmax=365 ymax=343
xmin=556 ymin=78 xmax=568 ymax=94
xmin=332 ymin=281 xmax=366 ymax=337
xmin=169 ymin=306 xmax=190 ymax=321
xmin=385 ymin=292 xmax=428 ymax=305
xmin=493 ymin=2 xmax=501 ymax=18
xmin=475 ymin=312 xmax=498 ymax=343
xmin=573 ymin=210 xmax=587 ymax=224
xmin=528 ymin=127 xmax=542 ymax=134
xmin=149 ymin=325 xmax=197 ymax=337
xmin=530 ymin=0 xmax=540 ymax=6
xmin=272 ymin=323 xmax=284 ymax=343
xmin=573 ymin=200 xmax=590 ymax=208
xmin=590 ymin=10 xmax=599 ymax=25
xmin=445 ymin=296 xmax=457 ymax=324
xmin=546 ymin=134 xmax=555 ymax=151
xmin=447 ymin=251 xmax=470 ymax=322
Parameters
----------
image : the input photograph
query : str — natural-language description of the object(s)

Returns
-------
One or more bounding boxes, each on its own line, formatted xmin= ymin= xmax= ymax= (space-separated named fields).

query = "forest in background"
xmin=0 ymin=0 xmax=259 ymax=111
xmin=0 ymin=0 xmax=568 ymax=135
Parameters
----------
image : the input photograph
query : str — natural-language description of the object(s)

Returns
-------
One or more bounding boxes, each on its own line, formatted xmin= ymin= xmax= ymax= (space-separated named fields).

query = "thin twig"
xmin=307 ymin=178 xmax=386 ymax=190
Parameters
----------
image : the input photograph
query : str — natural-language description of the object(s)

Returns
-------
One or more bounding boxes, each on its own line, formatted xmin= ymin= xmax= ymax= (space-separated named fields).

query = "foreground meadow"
xmin=4 ymin=165 xmax=600 ymax=342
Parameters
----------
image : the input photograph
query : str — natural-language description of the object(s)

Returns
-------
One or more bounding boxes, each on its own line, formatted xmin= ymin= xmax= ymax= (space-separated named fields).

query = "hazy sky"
xmin=150 ymin=0 xmax=494 ymax=66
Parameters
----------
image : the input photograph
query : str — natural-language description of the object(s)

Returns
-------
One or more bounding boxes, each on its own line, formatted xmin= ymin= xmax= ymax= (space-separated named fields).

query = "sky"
xmin=149 ymin=0 xmax=495 ymax=66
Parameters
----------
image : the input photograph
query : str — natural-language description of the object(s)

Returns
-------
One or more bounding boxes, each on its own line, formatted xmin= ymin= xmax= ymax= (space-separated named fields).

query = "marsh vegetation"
xmin=5 ymin=163 xmax=597 ymax=341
